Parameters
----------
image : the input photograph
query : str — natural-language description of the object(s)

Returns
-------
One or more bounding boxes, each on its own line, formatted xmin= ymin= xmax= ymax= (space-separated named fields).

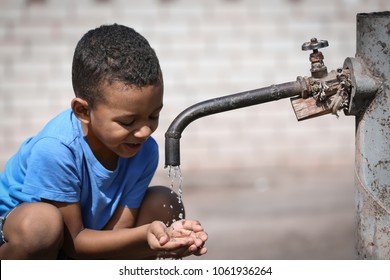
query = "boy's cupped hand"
xmin=147 ymin=219 xmax=208 ymax=259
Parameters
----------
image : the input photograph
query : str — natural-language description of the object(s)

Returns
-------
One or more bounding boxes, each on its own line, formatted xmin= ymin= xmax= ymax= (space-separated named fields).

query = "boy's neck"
xmin=81 ymin=122 xmax=119 ymax=171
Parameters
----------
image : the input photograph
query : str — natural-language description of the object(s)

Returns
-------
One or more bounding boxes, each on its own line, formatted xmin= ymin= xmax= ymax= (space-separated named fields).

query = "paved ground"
xmin=153 ymin=165 xmax=357 ymax=260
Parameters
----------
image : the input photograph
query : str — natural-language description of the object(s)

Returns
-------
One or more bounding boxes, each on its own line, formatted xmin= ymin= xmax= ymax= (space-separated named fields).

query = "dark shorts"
xmin=0 ymin=206 xmax=19 ymax=245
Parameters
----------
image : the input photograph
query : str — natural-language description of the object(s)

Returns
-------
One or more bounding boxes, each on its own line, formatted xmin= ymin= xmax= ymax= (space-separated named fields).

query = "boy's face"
xmin=85 ymin=81 xmax=163 ymax=167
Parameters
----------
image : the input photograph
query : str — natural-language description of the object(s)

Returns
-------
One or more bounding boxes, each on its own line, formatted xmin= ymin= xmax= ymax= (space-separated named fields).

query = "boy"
xmin=0 ymin=24 xmax=208 ymax=259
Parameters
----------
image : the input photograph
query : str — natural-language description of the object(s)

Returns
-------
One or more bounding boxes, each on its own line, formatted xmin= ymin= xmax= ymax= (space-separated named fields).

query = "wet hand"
xmin=147 ymin=220 xmax=208 ymax=258
xmin=167 ymin=219 xmax=208 ymax=254
xmin=159 ymin=219 xmax=208 ymax=258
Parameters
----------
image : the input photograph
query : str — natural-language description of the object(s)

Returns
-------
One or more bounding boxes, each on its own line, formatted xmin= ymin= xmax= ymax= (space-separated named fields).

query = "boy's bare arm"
xmin=46 ymin=201 xmax=205 ymax=259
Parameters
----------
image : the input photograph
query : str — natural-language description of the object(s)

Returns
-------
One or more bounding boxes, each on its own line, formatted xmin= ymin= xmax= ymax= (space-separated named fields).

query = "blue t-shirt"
xmin=0 ymin=109 xmax=159 ymax=230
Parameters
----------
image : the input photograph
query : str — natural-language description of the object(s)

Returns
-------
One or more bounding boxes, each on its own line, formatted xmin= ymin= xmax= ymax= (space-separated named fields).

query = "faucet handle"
xmin=302 ymin=38 xmax=329 ymax=78
xmin=302 ymin=38 xmax=329 ymax=51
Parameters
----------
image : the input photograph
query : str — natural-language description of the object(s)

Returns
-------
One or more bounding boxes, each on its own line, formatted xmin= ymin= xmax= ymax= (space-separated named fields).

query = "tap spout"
xmin=165 ymin=79 xmax=305 ymax=167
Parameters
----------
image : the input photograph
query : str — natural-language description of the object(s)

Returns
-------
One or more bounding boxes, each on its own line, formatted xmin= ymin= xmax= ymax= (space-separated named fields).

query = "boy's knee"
xmin=146 ymin=186 xmax=184 ymax=210
xmin=27 ymin=203 xmax=63 ymax=238
xmin=7 ymin=202 xmax=64 ymax=254
xmin=138 ymin=186 xmax=185 ymax=226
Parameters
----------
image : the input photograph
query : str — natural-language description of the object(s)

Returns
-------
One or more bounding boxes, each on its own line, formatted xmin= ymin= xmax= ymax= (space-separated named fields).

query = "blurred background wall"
xmin=0 ymin=0 xmax=388 ymax=259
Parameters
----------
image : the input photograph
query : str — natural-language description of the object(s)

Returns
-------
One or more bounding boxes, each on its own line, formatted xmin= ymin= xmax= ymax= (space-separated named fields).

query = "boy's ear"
xmin=71 ymin=97 xmax=90 ymax=124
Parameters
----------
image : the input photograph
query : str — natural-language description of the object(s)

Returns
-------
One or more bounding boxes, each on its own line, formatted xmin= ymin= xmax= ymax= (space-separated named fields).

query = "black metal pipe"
xmin=165 ymin=80 xmax=304 ymax=167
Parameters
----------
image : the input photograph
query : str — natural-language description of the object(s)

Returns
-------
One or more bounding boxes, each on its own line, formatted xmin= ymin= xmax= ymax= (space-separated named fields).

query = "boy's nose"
xmin=134 ymin=125 xmax=153 ymax=140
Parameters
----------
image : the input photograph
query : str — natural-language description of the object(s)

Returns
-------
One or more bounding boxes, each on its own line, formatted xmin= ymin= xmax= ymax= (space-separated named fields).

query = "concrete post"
xmin=353 ymin=12 xmax=390 ymax=259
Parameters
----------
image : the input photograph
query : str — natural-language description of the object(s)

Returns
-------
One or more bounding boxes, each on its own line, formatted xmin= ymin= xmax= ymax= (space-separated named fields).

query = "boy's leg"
xmin=136 ymin=185 xmax=185 ymax=227
xmin=0 ymin=202 xmax=64 ymax=259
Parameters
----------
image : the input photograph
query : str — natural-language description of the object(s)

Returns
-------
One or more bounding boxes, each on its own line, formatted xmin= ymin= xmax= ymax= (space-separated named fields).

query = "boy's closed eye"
xmin=149 ymin=113 xmax=160 ymax=120
xmin=117 ymin=118 xmax=136 ymax=127
xmin=116 ymin=113 xmax=160 ymax=127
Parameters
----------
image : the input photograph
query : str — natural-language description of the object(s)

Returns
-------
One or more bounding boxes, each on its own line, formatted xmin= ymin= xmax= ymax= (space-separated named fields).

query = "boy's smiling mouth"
xmin=129 ymin=143 xmax=141 ymax=147
xmin=123 ymin=142 xmax=143 ymax=153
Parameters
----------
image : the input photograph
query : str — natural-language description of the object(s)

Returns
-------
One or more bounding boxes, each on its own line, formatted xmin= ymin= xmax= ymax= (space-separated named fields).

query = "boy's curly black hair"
xmin=72 ymin=24 xmax=162 ymax=108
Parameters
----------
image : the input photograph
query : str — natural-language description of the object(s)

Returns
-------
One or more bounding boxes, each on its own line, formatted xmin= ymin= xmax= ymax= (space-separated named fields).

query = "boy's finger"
xmin=193 ymin=246 xmax=208 ymax=256
xmin=149 ymin=221 xmax=169 ymax=246
xmin=197 ymin=231 xmax=208 ymax=242
xmin=159 ymin=237 xmax=194 ymax=252
xmin=188 ymin=244 xmax=208 ymax=256
xmin=179 ymin=219 xmax=204 ymax=232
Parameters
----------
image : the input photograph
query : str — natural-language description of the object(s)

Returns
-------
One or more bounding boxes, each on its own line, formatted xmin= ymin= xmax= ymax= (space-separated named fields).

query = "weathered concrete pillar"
xmin=353 ymin=12 xmax=390 ymax=259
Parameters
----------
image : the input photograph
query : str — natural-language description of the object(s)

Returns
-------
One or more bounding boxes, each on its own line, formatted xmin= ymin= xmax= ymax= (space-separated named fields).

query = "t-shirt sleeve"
xmin=22 ymin=137 xmax=81 ymax=202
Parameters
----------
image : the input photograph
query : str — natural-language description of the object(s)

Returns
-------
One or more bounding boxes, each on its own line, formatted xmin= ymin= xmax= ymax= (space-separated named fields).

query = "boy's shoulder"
xmin=21 ymin=109 xmax=82 ymax=160
xmin=36 ymin=109 xmax=80 ymax=145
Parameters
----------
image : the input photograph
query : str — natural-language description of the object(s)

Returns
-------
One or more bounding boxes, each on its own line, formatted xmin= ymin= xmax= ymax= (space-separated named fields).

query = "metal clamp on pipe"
xmin=343 ymin=57 xmax=381 ymax=116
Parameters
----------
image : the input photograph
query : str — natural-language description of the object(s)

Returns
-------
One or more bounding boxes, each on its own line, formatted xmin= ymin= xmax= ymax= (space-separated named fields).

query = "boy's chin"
xmin=116 ymin=144 xmax=141 ymax=158
xmin=116 ymin=151 xmax=137 ymax=158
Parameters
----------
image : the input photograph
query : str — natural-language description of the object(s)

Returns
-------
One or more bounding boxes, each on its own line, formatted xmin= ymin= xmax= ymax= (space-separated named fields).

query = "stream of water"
xmin=167 ymin=165 xmax=184 ymax=224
